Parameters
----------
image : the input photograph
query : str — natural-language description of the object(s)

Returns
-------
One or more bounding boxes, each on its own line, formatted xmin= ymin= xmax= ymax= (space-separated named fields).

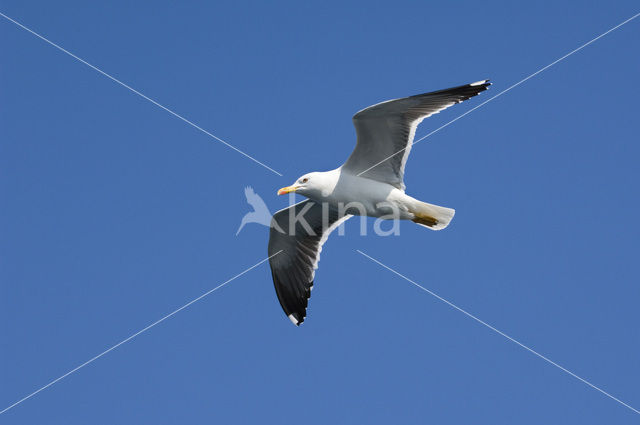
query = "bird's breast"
xmin=316 ymin=176 xmax=405 ymax=217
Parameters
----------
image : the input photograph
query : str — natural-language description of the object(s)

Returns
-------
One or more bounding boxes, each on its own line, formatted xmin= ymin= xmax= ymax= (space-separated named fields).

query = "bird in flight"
xmin=268 ymin=80 xmax=491 ymax=325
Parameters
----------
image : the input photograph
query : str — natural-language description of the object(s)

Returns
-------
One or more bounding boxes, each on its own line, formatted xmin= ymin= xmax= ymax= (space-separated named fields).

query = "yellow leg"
xmin=411 ymin=212 xmax=439 ymax=227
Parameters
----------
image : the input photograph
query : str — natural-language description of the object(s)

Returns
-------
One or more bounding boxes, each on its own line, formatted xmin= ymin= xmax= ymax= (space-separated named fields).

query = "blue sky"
xmin=1 ymin=1 xmax=639 ymax=423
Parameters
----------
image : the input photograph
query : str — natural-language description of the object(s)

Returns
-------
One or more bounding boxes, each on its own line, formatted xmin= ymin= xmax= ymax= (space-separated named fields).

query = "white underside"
xmin=306 ymin=168 xmax=455 ymax=229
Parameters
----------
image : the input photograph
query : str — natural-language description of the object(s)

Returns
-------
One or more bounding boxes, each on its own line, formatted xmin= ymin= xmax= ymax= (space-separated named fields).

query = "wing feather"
xmin=268 ymin=200 xmax=350 ymax=325
xmin=342 ymin=80 xmax=491 ymax=189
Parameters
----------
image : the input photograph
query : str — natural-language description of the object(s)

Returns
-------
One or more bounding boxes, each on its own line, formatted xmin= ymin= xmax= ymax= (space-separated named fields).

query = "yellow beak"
xmin=277 ymin=185 xmax=297 ymax=195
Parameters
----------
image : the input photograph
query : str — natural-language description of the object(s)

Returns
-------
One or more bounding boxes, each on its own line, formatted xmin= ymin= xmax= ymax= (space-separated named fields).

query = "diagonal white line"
xmin=0 ymin=11 xmax=283 ymax=177
xmin=356 ymin=250 xmax=640 ymax=415
xmin=357 ymin=11 xmax=640 ymax=178
xmin=0 ymin=251 xmax=281 ymax=415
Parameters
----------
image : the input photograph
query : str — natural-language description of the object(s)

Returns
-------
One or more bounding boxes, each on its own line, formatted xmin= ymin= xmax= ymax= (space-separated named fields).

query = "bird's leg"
xmin=411 ymin=212 xmax=439 ymax=227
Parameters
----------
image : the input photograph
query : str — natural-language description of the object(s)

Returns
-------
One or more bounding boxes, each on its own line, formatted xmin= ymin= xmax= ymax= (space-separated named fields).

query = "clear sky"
xmin=1 ymin=1 xmax=639 ymax=423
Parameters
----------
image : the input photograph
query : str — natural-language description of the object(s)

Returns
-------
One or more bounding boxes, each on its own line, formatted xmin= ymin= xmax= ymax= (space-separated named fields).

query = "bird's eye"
xmin=301 ymin=178 xmax=309 ymax=183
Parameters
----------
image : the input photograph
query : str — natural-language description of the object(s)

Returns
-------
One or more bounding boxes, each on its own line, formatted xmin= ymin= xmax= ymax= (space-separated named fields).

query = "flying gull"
xmin=268 ymin=80 xmax=491 ymax=325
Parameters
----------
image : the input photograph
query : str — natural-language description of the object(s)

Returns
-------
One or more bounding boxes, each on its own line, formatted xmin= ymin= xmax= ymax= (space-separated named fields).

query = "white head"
xmin=277 ymin=171 xmax=333 ymax=199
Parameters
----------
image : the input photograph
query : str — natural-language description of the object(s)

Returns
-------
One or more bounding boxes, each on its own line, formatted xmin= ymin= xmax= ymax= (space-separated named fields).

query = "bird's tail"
xmin=408 ymin=200 xmax=455 ymax=231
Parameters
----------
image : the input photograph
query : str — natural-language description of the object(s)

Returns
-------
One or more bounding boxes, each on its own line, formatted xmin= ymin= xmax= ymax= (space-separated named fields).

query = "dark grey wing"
xmin=342 ymin=80 xmax=491 ymax=190
xmin=268 ymin=200 xmax=351 ymax=326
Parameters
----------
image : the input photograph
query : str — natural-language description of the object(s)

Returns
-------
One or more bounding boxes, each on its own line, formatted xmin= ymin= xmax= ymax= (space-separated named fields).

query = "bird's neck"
xmin=307 ymin=169 xmax=341 ymax=202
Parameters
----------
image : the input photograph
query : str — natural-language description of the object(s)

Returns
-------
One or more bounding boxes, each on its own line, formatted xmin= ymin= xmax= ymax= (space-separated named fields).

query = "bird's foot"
xmin=411 ymin=213 xmax=439 ymax=228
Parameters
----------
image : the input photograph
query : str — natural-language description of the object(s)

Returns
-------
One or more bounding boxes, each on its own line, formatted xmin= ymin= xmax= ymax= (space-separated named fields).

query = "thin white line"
xmin=0 ymin=11 xmax=283 ymax=177
xmin=356 ymin=250 xmax=640 ymax=415
xmin=357 ymin=11 xmax=640 ymax=177
xmin=0 ymin=251 xmax=281 ymax=415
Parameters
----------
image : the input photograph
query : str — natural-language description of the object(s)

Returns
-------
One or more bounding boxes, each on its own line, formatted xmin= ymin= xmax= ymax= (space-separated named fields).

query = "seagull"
xmin=268 ymin=80 xmax=491 ymax=325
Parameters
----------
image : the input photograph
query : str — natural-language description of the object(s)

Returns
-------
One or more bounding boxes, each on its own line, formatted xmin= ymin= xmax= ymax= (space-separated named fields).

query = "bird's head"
xmin=277 ymin=172 xmax=323 ymax=197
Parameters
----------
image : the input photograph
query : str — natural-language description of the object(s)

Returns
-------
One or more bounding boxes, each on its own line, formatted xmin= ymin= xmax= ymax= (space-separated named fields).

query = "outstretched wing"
xmin=268 ymin=200 xmax=350 ymax=326
xmin=342 ymin=80 xmax=491 ymax=190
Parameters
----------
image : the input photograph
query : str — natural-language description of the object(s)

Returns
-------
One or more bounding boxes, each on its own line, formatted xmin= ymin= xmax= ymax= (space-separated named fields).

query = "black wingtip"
xmin=469 ymin=79 xmax=491 ymax=88
xmin=288 ymin=313 xmax=304 ymax=326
